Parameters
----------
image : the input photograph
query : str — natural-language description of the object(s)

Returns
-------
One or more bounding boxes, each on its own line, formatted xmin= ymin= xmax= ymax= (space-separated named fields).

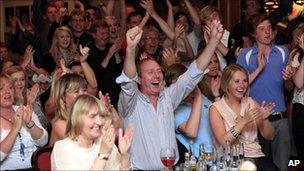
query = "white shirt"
xmin=51 ymin=138 xmax=121 ymax=170
xmin=0 ymin=105 xmax=48 ymax=170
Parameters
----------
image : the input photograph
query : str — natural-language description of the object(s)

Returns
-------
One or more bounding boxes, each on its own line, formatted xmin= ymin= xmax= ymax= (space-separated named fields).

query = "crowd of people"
xmin=0 ymin=0 xmax=303 ymax=170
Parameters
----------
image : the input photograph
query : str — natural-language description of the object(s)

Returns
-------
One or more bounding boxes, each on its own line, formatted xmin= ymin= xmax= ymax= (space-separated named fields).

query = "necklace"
xmin=0 ymin=115 xmax=13 ymax=123
xmin=0 ymin=115 xmax=26 ymax=161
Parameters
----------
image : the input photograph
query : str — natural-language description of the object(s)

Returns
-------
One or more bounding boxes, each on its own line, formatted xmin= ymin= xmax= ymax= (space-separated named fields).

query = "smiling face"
xmin=80 ymin=107 xmax=106 ymax=140
xmin=139 ymin=59 xmax=164 ymax=97
xmin=226 ymin=71 xmax=248 ymax=100
xmin=57 ymin=30 xmax=71 ymax=49
xmin=10 ymin=71 xmax=25 ymax=95
xmin=142 ymin=30 xmax=159 ymax=56
xmin=0 ymin=77 xmax=14 ymax=108
xmin=70 ymin=15 xmax=85 ymax=33
xmin=64 ymin=87 xmax=87 ymax=111
xmin=66 ymin=94 xmax=108 ymax=142
xmin=254 ymin=20 xmax=274 ymax=46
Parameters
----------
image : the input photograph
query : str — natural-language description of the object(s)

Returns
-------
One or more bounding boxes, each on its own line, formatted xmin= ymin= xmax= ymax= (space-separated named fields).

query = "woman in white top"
xmin=51 ymin=94 xmax=133 ymax=170
xmin=209 ymin=64 xmax=278 ymax=171
xmin=0 ymin=73 xmax=48 ymax=170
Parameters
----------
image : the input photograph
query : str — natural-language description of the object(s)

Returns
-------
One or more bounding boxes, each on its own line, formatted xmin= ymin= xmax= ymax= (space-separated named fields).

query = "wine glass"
xmin=204 ymin=143 xmax=215 ymax=167
xmin=160 ymin=148 xmax=176 ymax=169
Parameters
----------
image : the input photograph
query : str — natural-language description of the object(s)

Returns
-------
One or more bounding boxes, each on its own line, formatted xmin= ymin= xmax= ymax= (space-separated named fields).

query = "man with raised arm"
xmin=116 ymin=21 xmax=223 ymax=170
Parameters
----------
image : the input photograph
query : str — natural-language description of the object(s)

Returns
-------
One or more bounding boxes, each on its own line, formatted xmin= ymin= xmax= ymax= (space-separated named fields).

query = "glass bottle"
xmin=189 ymin=140 xmax=197 ymax=171
xmin=209 ymin=146 xmax=218 ymax=171
xmin=184 ymin=152 xmax=190 ymax=171
xmin=217 ymin=146 xmax=227 ymax=171
xmin=224 ymin=140 xmax=232 ymax=169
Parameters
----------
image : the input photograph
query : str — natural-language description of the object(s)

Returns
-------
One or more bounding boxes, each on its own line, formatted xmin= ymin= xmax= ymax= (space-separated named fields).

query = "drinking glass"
xmin=160 ymin=148 xmax=176 ymax=169
xmin=204 ymin=143 xmax=215 ymax=167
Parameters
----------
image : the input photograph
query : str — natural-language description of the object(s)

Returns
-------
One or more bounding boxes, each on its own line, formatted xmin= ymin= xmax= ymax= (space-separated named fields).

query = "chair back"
xmin=31 ymin=146 xmax=53 ymax=171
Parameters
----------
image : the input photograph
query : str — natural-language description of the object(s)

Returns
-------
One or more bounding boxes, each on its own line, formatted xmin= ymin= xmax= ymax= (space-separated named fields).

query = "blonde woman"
xmin=49 ymin=26 xmax=78 ymax=68
xmin=5 ymin=65 xmax=50 ymax=131
xmin=4 ymin=66 xmax=28 ymax=105
xmin=45 ymin=44 xmax=98 ymax=120
xmin=49 ymin=73 xmax=88 ymax=146
xmin=209 ymin=64 xmax=278 ymax=170
xmin=51 ymin=94 xmax=133 ymax=170
xmin=0 ymin=73 xmax=48 ymax=170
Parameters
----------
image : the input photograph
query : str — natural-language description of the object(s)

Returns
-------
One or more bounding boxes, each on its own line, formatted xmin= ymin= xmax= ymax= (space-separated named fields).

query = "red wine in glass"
xmin=161 ymin=157 xmax=176 ymax=168
xmin=160 ymin=148 xmax=176 ymax=169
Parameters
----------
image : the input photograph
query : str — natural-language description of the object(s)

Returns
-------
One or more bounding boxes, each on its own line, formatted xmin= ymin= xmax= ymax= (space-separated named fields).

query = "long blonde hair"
xmin=49 ymin=26 xmax=78 ymax=65
xmin=220 ymin=63 xmax=249 ymax=95
xmin=54 ymin=73 xmax=88 ymax=121
xmin=66 ymin=94 xmax=109 ymax=140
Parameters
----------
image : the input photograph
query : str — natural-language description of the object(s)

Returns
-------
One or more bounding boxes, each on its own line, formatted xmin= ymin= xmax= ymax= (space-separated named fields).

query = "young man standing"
xmin=237 ymin=13 xmax=294 ymax=170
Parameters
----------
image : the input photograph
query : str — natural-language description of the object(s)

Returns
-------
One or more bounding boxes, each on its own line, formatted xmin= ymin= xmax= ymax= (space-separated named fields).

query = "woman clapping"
xmin=51 ymin=94 xmax=133 ymax=170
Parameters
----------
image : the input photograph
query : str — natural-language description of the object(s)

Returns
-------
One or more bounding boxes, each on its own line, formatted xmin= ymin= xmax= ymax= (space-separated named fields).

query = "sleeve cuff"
xmin=0 ymin=150 xmax=8 ymax=161
xmin=116 ymin=71 xmax=138 ymax=84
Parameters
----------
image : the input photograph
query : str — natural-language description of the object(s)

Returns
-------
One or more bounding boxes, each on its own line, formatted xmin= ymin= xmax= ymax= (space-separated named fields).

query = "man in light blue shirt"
xmin=116 ymin=22 xmax=223 ymax=170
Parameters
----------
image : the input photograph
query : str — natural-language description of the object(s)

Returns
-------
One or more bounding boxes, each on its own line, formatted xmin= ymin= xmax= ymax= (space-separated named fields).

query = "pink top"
xmin=212 ymin=97 xmax=264 ymax=158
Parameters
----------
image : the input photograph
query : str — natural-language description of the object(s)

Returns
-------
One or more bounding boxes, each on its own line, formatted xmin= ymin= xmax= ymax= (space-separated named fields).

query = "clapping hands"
xmin=100 ymin=119 xmax=115 ymax=156
xmin=118 ymin=124 xmax=134 ymax=155
xmin=259 ymin=101 xmax=275 ymax=119
xmin=241 ymin=106 xmax=260 ymax=124
xmin=27 ymin=84 xmax=39 ymax=106
xmin=162 ymin=48 xmax=180 ymax=68
xmin=241 ymin=101 xmax=275 ymax=124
